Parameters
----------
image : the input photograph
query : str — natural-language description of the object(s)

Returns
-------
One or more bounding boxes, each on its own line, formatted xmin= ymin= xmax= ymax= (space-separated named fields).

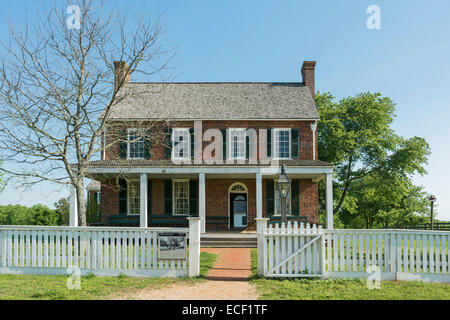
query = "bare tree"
xmin=0 ymin=0 xmax=174 ymax=225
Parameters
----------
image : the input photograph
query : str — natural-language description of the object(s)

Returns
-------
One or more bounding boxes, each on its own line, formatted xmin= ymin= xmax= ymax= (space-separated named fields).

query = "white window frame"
xmin=228 ymin=128 xmax=247 ymax=160
xmin=273 ymin=128 xmax=291 ymax=159
xmin=172 ymin=179 xmax=190 ymax=216
xmin=127 ymin=180 xmax=140 ymax=216
xmin=171 ymin=128 xmax=191 ymax=160
xmin=273 ymin=178 xmax=292 ymax=216
xmin=127 ymin=128 xmax=145 ymax=160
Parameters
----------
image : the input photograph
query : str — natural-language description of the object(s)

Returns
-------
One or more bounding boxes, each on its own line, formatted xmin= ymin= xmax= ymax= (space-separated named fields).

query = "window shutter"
xmin=266 ymin=129 xmax=272 ymax=158
xmin=118 ymin=179 xmax=127 ymax=215
xmin=147 ymin=179 xmax=152 ymax=217
xmin=119 ymin=130 xmax=127 ymax=159
xmin=164 ymin=180 xmax=173 ymax=214
xmin=189 ymin=180 xmax=198 ymax=216
xmin=266 ymin=180 xmax=274 ymax=217
xmin=291 ymin=179 xmax=300 ymax=216
xmin=164 ymin=127 xmax=171 ymax=159
xmin=144 ymin=129 xmax=152 ymax=159
xmin=291 ymin=129 xmax=299 ymax=159
xmin=221 ymin=129 xmax=227 ymax=160
xmin=189 ymin=128 xmax=195 ymax=160
xmin=245 ymin=133 xmax=250 ymax=160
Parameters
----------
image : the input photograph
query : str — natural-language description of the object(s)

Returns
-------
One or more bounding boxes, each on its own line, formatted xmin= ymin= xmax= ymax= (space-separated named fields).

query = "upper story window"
xmin=128 ymin=129 xmax=145 ymax=159
xmin=228 ymin=128 xmax=246 ymax=159
xmin=172 ymin=128 xmax=190 ymax=159
xmin=273 ymin=129 xmax=291 ymax=159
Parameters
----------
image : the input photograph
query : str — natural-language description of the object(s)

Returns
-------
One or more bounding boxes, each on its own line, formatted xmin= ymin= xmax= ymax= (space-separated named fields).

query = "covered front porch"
xmin=71 ymin=164 xmax=334 ymax=233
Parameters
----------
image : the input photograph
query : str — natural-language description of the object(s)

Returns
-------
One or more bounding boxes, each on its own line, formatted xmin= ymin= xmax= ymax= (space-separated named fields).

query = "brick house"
xmin=82 ymin=60 xmax=334 ymax=232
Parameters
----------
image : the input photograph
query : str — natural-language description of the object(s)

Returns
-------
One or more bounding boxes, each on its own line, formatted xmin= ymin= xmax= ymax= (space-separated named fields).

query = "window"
xmin=128 ymin=129 xmax=145 ymax=159
xmin=127 ymin=181 xmax=140 ymax=215
xmin=228 ymin=128 xmax=246 ymax=159
xmin=94 ymin=192 xmax=101 ymax=204
xmin=173 ymin=180 xmax=189 ymax=215
xmin=274 ymin=179 xmax=291 ymax=216
xmin=274 ymin=129 xmax=291 ymax=159
xmin=172 ymin=129 xmax=190 ymax=159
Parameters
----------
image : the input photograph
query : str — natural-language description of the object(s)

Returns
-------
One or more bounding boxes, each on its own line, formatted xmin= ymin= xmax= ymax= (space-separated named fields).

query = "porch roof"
xmin=86 ymin=159 xmax=332 ymax=168
xmin=84 ymin=159 xmax=333 ymax=181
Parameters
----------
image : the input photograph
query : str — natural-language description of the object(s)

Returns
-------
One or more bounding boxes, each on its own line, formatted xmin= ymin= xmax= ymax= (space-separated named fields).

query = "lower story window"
xmin=128 ymin=181 xmax=140 ymax=215
xmin=274 ymin=179 xmax=291 ymax=216
xmin=173 ymin=180 xmax=189 ymax=215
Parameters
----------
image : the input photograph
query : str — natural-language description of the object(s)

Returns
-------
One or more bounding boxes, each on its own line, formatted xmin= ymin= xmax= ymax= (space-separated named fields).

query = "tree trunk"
xmin=76 ymin=181 xmax=87 ymax=226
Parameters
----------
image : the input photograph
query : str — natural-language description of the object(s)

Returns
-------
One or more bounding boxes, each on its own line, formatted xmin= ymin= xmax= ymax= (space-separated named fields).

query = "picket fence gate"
xmin=257 ymin=220 xmax=450 ymax=283
xmin=0 ymin=224 xmax=199 ymax=278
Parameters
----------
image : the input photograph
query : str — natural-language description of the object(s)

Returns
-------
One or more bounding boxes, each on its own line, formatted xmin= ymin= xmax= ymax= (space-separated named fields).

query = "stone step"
xmin=200 ymin=237 xmax=256 ymax=242
xmin=201 ymin=240 xmax=257 ymax=248
xmin=201 ymin=243 xmax=257 ymax=248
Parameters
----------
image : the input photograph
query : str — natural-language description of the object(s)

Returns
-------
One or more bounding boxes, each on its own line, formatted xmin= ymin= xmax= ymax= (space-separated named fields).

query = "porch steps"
xmin=200 ymin=233 xmax=257 ymax=248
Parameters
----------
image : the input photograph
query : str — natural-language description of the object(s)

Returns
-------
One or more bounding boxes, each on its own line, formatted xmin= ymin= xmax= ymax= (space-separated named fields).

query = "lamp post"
xmin=428 ymin=195 xmax=436 ymax=230
xmin=277 ymin=164 xmax=290 ymax=224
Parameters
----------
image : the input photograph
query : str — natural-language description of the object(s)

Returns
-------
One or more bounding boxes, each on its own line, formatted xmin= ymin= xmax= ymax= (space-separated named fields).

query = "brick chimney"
xmin=113 ymin=61 xmax=131 ymax=88
xmin=301 ymin=61 xmax=316 ymax=99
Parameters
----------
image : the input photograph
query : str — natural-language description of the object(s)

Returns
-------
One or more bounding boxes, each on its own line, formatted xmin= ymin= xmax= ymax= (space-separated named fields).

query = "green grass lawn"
xmin=249 ymin=249 xmax=450 ymax=300
xmin=0 ymin=251 xmax=218 ymax=300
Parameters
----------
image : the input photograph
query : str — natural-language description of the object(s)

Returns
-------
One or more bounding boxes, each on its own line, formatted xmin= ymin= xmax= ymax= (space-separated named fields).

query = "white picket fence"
xmin=0 ymin=223 xmax=200 ymax=278
xmin=256 ymin=220 xmax=450 ymax=283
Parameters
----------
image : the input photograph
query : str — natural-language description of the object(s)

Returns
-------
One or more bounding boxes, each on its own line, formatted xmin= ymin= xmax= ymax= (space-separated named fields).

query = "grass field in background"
xmin=0 ymin=251 xmax=218 ymax=300
xmin=249 ymin=248 xmax=450 ymax=300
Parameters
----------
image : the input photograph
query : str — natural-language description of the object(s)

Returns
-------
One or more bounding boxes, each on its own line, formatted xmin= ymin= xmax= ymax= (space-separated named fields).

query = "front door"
xmin=230 ymin=193 xmax=247 ymax=228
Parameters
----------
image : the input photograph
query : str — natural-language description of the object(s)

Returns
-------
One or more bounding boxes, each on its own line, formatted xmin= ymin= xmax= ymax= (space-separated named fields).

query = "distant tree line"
xmin=0 ymin=204 xmax=62 ymax=226
xmin=0 ymin=196 xmax=100 ymax=227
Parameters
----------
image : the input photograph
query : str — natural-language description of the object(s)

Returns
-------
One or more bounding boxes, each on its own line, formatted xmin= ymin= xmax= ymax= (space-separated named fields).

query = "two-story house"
xmin=83 ymin=60 xmax=334 ymax=232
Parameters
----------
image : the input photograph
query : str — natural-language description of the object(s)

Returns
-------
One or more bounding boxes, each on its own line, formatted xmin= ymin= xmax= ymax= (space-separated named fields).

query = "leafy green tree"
xmin=317 ymin=92 xmax=430 ymax=228
xmin=338 ymin=174 xmax=429 ymax=228
xmin=55 ymin=197 xmax=70 ymax=226
xmin=30 ymin=204 xmax=61 ymax=226
xmin=0 ymin=205 xmax=34 ymax=225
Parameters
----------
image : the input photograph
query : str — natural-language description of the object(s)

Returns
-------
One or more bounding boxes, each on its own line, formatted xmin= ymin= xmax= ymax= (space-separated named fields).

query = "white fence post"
xmin=187 ymin=217 xmax=202 ymax=277
xmin=255 ymin=218 xmax=269 ymax=276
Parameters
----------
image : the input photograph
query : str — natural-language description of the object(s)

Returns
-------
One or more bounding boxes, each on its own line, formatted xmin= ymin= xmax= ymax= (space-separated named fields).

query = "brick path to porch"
xmin=201 ymin=248 xmax=253 ymax=281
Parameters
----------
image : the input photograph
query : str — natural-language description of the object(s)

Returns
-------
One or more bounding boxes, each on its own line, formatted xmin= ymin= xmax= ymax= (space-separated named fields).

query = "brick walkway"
xmin=201 ymin=248 xmax=253 ymax=281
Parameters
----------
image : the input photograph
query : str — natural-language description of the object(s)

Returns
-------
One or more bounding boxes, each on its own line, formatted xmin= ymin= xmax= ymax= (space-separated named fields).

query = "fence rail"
xmin=0 ymin=225 xmax=193 ymax=277
xmin=258 ymin=221 xmax=450 ymax=283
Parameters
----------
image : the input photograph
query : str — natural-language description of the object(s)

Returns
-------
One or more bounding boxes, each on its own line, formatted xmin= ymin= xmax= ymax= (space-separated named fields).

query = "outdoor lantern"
xmin=277 ymin=164 xmax=290 ymax=198
xmin=429 ymin=195 xmax=437 ymax=230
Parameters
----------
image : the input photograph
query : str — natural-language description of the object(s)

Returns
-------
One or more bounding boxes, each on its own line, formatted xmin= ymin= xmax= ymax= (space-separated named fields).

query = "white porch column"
xmin=325 ymin=172 xmax=334 ymax=229
xmin=256 ymin=173 xmax=263 ymax=219
xmin=140 ymin=173 xmax=148 ymax=228
xmin=69 ymin=185 xmax=78 ymax=227
xmin=199 ymin=173 xmax=206 ymax=233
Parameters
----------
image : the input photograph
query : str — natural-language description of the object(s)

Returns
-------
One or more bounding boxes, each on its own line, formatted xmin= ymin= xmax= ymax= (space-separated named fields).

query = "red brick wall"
xmin=100 ymin=177 xmax=318 ymax=230
xmin=100 ymin=179 xmax=119 ymax=224
xmin=104 ymin=120 xmax=317 ymax=160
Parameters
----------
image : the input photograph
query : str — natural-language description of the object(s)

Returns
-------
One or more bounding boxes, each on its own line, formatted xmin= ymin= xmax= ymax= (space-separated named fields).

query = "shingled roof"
xmin=107 ymin=82 xmax=319 ymax=120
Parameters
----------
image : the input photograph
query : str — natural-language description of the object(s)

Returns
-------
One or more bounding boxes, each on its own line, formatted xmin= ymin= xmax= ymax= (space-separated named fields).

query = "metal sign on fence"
xmin=158 ymin=232 xmax=187 ymax=260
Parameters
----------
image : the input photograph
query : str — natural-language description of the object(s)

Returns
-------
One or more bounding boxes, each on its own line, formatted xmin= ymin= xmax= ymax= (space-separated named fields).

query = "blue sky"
xmin=0 ymin=0 xmax=449 ymax=220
